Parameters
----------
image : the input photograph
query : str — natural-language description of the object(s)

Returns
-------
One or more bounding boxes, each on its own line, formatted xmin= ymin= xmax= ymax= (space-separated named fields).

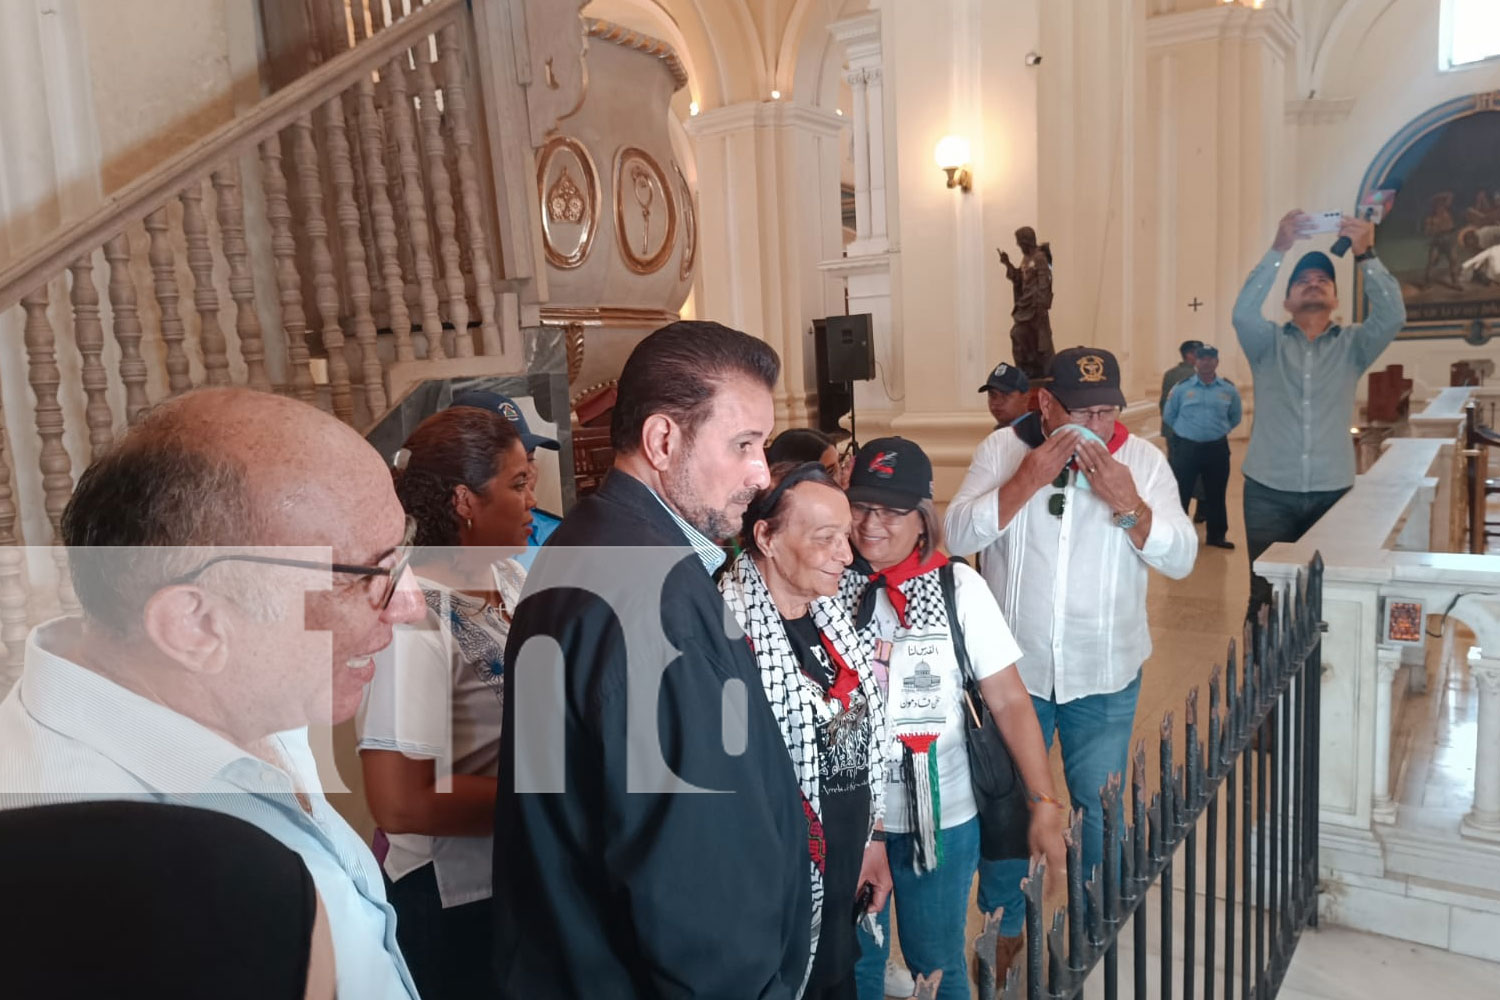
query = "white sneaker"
xmin=884 ymin=959 xmax=915 ymax=998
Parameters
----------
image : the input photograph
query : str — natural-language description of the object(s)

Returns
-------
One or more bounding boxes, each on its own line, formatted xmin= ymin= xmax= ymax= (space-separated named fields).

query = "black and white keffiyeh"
xmin=718 ymin=552 xmax=891 ymax=984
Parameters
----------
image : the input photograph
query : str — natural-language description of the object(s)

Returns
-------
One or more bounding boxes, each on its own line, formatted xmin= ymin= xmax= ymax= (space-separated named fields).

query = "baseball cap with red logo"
xmin=846 ymin=436 xmax=933 ymax=511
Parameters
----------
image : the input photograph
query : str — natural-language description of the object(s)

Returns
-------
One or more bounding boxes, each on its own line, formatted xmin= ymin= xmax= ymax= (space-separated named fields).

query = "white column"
xmin=1371 ymin=644 xmax=1402 ymax=824
xmin=1461 ymin=652 xmax=1500 ymax=843
xmin=847 ymin=69 xmax=871 ymax=244
xmin=688 ymin=102 xmax=846 ymax=428
xmin=831 ymin=13 xmax=889 ymax=258
xmin=864 ymin=68 xmax=888 ymax=246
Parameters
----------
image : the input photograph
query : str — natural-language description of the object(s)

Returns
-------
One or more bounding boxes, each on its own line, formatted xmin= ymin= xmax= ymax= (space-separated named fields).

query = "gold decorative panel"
xmin=673 ymin=161 xmax=696 ymax=283
xmin=614 ymin=147 xmax=677 ymax=275
xmin=538 ymin=135 xmax=601 ymax=269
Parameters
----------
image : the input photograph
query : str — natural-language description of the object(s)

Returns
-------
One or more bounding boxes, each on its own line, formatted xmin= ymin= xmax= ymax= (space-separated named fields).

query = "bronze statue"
xmin=998 ymin=226 xmax=1055 ymax=378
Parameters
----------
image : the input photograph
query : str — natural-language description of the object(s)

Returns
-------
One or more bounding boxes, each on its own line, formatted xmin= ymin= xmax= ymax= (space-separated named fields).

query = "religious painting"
xmin=1356 ymin=93 xmax=1500 ymax=342
xmin=537 ymin=135 xmax=601 ymax=269
xmin=613 ymin=147 xmax=677 ymax=275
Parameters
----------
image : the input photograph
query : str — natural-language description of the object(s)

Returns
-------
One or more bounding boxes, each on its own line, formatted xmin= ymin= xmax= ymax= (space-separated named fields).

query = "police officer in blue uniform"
xmin=1162 ymin=345 xmax=1242 ymax=550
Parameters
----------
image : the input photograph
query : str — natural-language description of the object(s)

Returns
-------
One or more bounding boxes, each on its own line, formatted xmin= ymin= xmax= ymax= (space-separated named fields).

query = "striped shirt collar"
xmin=646 ymin=486 xmax=727 ymax=575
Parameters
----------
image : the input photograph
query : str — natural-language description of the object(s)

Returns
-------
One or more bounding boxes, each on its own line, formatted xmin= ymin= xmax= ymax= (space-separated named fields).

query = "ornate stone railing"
xmin=0 ymin=0 xmax=529 ymax=686
xmin=1256 ymin=417 xmax=1500 ymax=960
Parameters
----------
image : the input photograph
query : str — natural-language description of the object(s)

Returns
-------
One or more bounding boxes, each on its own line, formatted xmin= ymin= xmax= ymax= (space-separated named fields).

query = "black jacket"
xmin=493 ymin=470 xmax=812 ymax=999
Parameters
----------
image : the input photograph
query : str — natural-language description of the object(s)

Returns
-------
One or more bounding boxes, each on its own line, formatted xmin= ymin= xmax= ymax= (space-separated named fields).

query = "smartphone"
xmin=1302 ymin=210 xmax=1343 ymax=236
xmin=852 ymin=881 xmax=875 ymax=924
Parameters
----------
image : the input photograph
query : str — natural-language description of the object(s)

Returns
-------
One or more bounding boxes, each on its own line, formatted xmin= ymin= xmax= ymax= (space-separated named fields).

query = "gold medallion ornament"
xmin=1077 ymin=355 xmax=1107 ymax=382
xmin=547 ymin=168 xmax=586 ymax=224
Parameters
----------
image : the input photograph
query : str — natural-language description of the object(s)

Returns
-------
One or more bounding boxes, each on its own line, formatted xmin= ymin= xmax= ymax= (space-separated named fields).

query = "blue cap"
xmin=449 ymin=391 xmax=559 ymax=452
xmin=978 ymin=361 xmax=1030 ymax=395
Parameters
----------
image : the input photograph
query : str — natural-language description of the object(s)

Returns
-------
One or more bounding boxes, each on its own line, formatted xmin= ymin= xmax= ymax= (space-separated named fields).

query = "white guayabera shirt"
xmin=945 ymin=427 xmax=1197 ymax=704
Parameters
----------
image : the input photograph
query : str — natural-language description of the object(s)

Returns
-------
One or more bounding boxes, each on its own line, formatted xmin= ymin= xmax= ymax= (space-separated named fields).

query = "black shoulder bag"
xmin=940 ymin=561 xmax=1031 ymax=861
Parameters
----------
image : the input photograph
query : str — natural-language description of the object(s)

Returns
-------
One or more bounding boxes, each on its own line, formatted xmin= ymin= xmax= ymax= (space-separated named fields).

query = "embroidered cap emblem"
xmin=500 ymin=402 xmax=522 ymax=422
xmin=867 ymin=451 xmax=897 ymax=478
xmin=1077 ymin=355 xmax=1107 ymax=383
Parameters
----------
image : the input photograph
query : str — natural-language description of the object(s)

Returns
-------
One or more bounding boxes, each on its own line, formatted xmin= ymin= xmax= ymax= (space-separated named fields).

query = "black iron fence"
xmin=977 ymin=554 xmax=1325 ymax=1000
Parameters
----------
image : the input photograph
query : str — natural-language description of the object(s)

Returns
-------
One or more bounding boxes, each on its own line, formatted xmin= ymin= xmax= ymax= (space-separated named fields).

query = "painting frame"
xmin=1354 ymin=90 xmax=1500 ymax=344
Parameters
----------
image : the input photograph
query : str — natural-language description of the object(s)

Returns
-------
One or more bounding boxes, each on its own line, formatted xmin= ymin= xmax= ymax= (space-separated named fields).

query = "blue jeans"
xmin=854 ymin=816 xmax=980 ymax=1000
xmin=1242 ymin=476 xmax=1348 ymax=614
xmin=979 ymin=675 xmax=1141 ymax=936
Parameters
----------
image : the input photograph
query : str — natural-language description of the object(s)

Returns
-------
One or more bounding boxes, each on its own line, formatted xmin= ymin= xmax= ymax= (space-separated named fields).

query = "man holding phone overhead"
xmin=1232 ymin=209 xmax=1406 ymax=618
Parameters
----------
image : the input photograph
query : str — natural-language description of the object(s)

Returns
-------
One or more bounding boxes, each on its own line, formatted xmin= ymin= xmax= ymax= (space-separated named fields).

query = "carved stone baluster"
xmin=439 ymin=24 xmax=501 ymax=356
xmin=323 ymin=95 xmax=387 ymax=415
xmin=180 ymin=181 xmax=230 ymax=386
xmin=388 ymin=50 xmax=446 ymax=359
xmin=21 ymin=285 xmax=79 ymax=614
xmin=357 ymin=65 xmax=414 ymax=361
xmin=212 ymin=164 xmax=272 ymax=392
xmin=104 ymin=233 xmax=151 ymax=424
xmin=144 ymin=207 xmax=192 ymax=395
xmin=68 ymin=255 xmax=114 ymax=460
xmin=412 ymin=45 xmax=469 ymax=357
xmin=0 ymin=399 xmax=30 ymax=684
xmin=293 ymin=113 xmax=355 ymax=422
xmin=259 ymin=135 xmax=318 ymax=405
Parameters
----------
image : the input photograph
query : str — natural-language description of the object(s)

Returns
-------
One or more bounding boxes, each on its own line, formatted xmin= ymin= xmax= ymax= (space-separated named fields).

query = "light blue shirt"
xmin=1163 ymin=375 xmax=1243 ymax=442
xmin=0 ymin=620 xmax=419 ymax=1000
xmin=1233 ymin=249 xmax=1405 ymax=492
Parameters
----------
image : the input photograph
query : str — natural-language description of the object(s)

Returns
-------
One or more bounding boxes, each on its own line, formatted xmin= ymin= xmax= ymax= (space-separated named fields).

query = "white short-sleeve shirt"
xmin=356 ymin=560 xmax=523 ymax=907
xmin=865 ymin=562 xmax=1023 ymax=833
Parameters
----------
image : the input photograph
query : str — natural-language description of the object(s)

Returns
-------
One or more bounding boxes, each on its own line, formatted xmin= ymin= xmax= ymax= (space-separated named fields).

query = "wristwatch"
xmin=1111 ymin=501 xmax=1148 ymax=530
xmin=1354 ymin=247 xmax=1378 ymax=262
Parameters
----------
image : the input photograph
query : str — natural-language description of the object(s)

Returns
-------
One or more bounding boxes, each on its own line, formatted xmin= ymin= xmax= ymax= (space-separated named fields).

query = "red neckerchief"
xmin=1067 ymin=421 xmax=1129 ymax=470
xmin=857 ymin=547 xmax=948 ymax=629
xmin=817 ymin=632 xmax=861 ymax=711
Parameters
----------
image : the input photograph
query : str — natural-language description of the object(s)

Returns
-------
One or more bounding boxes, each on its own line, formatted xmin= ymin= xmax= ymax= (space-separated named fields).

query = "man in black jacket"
xmin=494 ymin=322 xmax=814 ymax=999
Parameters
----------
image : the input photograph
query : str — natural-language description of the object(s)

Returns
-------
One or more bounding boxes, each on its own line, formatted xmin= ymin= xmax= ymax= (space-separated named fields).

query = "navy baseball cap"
xmin=1195 ymin=344 xmax=1219 ymax=358
xmin=978 ymin=362 xmax=1029 ymax=395
xmin=1287 ymin=251 xmax=1336 ymax=296
xmin=449 ymin=391 xmax=559 ymax=452
xmin=1046 ymin=347 xmax=1127 ymax=410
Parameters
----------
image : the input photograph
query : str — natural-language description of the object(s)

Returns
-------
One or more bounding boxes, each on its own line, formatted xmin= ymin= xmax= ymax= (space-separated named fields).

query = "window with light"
xmin=1442 ymin=0 xmax=1500 ymax=70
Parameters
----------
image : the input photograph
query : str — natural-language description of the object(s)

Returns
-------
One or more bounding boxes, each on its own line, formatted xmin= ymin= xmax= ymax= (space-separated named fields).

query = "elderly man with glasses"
xmin=945 ymin=347 xmax=1196 ymax=977
xmin=0 ymin=387 xmax=427 ymax=1000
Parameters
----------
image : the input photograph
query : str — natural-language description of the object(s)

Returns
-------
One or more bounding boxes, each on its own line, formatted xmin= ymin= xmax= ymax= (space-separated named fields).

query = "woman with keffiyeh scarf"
xmin=838 ymin=438 xmax=1065 ymax=1000
xmin=719 ymin=461 xmax=892 ymax=1000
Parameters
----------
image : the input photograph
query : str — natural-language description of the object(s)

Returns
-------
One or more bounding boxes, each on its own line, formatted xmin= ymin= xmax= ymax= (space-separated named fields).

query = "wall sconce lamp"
xmin=934 ymin=135 xmax=972 ymax=192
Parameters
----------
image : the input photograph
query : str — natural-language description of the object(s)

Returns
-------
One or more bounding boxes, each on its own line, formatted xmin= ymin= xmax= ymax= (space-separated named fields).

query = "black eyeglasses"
xmin=850 ymin=502 xmax=917 ymax=525
xmin=1047 ymin=470 xmax=1070 ymax=518
xmin=168 ymin=516 xmax=418 ymax=611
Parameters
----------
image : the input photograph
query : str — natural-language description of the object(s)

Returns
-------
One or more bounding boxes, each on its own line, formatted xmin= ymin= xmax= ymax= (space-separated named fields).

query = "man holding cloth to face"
xmin=945 ymin=347 xmax=1196 ymax=970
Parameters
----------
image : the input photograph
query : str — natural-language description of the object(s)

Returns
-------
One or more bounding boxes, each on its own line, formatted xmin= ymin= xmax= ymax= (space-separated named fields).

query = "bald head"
xmin=63 ymin=388 xmax=394 ymax=631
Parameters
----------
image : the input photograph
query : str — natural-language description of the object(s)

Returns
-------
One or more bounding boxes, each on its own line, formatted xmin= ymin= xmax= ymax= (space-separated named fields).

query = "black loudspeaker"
xmin=818 ymin=313 xmax=875 ymax=384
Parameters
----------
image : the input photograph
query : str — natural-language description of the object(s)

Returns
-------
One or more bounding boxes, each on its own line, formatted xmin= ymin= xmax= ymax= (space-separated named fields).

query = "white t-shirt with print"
xmin=866 ymin=561 xmax=1023 ymax=833
xmin=356 ymin=559 xmax=524 ymax=907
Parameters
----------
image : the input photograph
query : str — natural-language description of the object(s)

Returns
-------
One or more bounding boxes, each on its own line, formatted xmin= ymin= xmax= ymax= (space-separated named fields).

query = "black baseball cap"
xmin=978 ymin=362 xmax=1029 ymax=395
xmin=449 ymin=390 xmax=560 ymax=452
xmin=1195 ymin=344 xmax=1219 ymax=358
xmin=1287 ymin=251 xmax=1336 ymax=296
xmin=1046 ymin=347 xmax=1127 ymax=410
xmin=846 ymin=437 xmax=932 ymax=511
